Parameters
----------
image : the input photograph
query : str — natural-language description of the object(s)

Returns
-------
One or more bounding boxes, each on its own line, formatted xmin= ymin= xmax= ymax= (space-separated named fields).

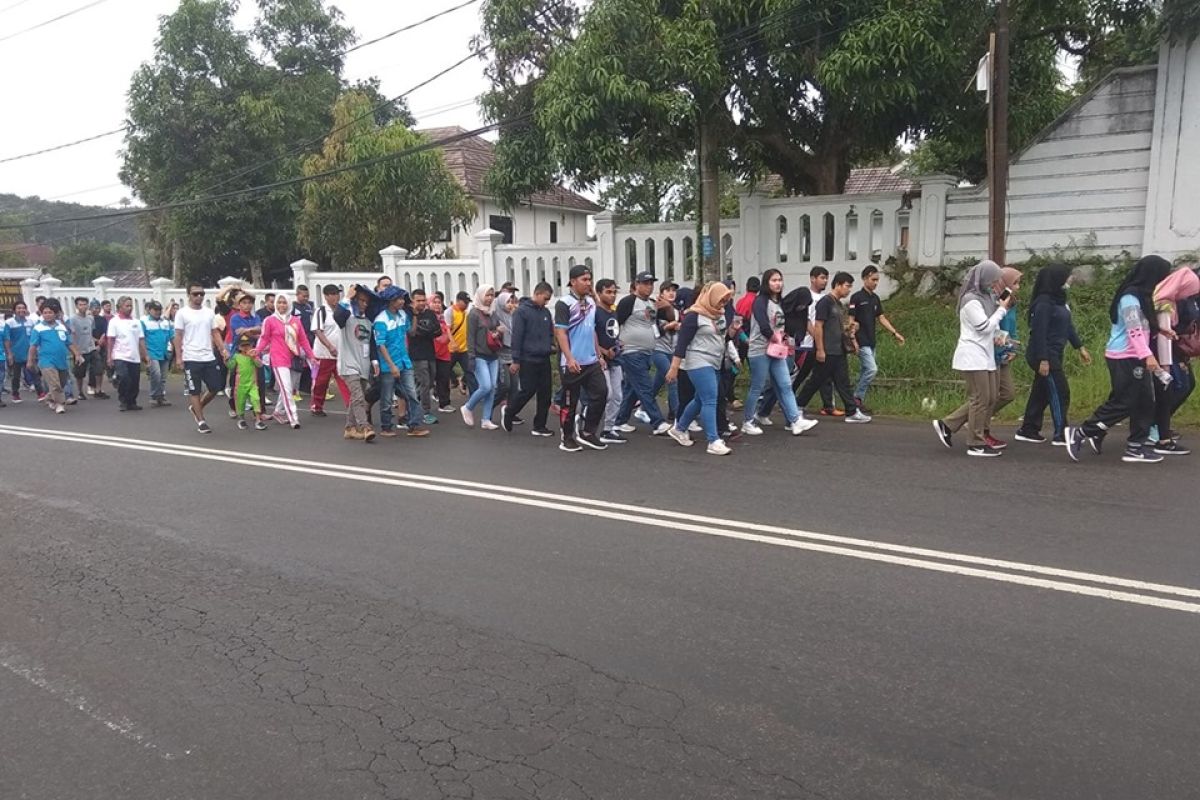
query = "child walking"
xmin=230 ymin=334 xmax=268 ymax=430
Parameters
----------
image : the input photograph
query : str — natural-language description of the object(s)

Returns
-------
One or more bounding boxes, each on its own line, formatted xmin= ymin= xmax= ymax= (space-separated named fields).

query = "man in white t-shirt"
xmin=173 ymin=282 xmax=227 ymax=434
xmin=309 ymin=283 xmax=350 ymax=416
xmin=105 ymin=295 xmax=149 ymax=412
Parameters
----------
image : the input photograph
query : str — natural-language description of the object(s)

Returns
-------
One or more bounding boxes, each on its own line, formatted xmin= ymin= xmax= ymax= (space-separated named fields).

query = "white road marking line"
xmin=4 ymin=427 xmax=1200 ymax=615
xmin=2 ymin=422 xmax=1197 ymax=601
xmin=0 ymin=645 xmax=189 ymax=760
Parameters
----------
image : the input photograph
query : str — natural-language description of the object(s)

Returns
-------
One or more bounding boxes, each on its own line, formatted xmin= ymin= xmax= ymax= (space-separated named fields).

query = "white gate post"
xmin=290 ymin=258 xmax=317 ymax=291
xmin=594 ymin=211 xmax=619 ymax=282
xmin=474 ymin=229 xmax=504 ymax=290
xmin=914 ymin=174 xmax=956 ymax=267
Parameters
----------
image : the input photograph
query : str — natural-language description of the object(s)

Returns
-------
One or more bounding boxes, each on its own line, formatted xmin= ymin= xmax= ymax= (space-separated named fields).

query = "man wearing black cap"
xmin=614 ymin=271 xmax=671 ymax=435
xmin=554 ymin=265 xmax=608 ymax=451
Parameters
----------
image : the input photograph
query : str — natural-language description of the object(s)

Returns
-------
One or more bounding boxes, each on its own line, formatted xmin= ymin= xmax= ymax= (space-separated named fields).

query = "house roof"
xmin=418 ymin=126 xmax=604 ymax=214
xmin=105 ymin=270 xmax=152 ymax=288
xmin=756 ymin=167 xmax=916 ymax=197
xmin=7 ymin=243 xmax=54 ymax=266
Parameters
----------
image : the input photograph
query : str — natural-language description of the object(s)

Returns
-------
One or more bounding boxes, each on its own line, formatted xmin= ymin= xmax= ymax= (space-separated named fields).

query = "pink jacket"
xmin=256 ymin=314 xmax=315 ymax=367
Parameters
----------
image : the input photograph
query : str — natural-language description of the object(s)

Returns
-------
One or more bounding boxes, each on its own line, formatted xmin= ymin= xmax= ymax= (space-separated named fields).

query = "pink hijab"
xmin=1154 ymin=268 xmax=1200 ymax=324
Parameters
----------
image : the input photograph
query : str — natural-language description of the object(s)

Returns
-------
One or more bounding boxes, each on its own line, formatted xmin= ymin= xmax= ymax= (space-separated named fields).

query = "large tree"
xmin=297 ymin=92 xmax=475 ymax=267
xmin=120 ymin=0 xmax=352 ymax=286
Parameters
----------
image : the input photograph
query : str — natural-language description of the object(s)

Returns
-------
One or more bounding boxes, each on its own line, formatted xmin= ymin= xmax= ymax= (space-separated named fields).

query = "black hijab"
xmin=1027 ymin=263 xmax=1072 ymax=322
xmin=1109 ymin=255 xmax=1172 ymax=331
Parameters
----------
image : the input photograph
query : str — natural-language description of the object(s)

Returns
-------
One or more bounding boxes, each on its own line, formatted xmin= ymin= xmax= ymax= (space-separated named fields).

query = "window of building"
xmin=549 ymin=221 xmax=558 ymax=243
xmin=489 ymin=215 xmax=514 ymax=244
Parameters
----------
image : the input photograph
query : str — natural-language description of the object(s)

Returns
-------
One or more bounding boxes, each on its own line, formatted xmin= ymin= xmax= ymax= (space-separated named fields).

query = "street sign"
xmin=701 ymin=236 xmax=714 ymax=258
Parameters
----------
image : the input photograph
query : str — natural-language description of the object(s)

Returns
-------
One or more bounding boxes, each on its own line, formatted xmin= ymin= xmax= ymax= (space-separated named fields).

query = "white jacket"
xmin=952 ymin=298 xmax=1007 ymax=372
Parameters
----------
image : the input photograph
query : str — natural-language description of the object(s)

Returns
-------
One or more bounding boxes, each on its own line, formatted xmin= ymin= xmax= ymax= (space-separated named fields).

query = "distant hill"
xmin=0 ymin=192 xmax=140 ymax=248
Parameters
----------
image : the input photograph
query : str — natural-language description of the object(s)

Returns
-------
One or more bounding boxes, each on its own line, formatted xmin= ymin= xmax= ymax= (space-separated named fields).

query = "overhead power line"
xmin=0 ymin=0 xmax=115 ymax=44
xmin=0 ymin=126 xmax=126 ymax=165
xmin=0 ymin=0 xmax=38 ymax=15
xmin=339 ymin=0 xmax=481 ymax=56
xmin=0 ymin=120 xmax=530 ymax=233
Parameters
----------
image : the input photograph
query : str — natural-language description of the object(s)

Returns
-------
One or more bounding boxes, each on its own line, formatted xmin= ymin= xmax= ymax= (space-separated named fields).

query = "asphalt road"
xmin=1 ymin=382 xmax=1198 ymax=799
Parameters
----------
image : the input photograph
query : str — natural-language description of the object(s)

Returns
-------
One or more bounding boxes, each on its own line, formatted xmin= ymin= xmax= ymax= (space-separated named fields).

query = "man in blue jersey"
xmin=554 ymin=265 xmax=608 ymax=452
xmin=141 ymin=301 xmax=174 ymax=407
xmin=4 ymin=300 xmax=44 ymax=402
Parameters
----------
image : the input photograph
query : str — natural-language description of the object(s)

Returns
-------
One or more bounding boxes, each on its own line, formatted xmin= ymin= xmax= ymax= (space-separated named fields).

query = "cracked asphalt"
xmin=1 ymin=391 xmax=1199 ymax=799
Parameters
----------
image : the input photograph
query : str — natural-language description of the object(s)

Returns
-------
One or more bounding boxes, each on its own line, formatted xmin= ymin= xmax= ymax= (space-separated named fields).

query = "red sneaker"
xmin=984 ymin=434 xmax=1008 ymax=450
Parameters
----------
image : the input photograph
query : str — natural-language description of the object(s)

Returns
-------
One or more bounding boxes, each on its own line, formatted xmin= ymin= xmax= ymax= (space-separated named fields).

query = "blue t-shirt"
xmin=141 ymin=316 xmax=174 ymax=361
xmin=995 ymin=307 xmax=1019 ymax=365
xmin=30 ymin=320 xmax=70 ymax=370
xmin=373 ymin=309 xmax=412 ymax=373
xmin=554 ymin=291 xmax=598 ymax=367
xmin=228 ymin=312 xmax=261 ymax=352
xmin=4 ymin=315 xmax=35 ymax=361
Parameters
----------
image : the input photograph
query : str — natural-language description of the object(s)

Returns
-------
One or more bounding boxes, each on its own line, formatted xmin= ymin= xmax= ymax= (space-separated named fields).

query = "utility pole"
xmin=698 ymin=112 xmax=721 ymax=283
xmin=987 ymin=0 xmax=1010 ymax=265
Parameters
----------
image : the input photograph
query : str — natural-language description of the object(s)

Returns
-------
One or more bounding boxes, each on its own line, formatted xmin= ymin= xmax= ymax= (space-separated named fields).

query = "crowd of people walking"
xmin=2 ymin=254 xmax=1196 ymax=465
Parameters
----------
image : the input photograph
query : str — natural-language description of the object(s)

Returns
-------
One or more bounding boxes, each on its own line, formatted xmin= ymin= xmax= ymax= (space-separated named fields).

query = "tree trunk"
xmin=250 ymin=259 xmax=266 ymax=289
xmin=171 ymin=239 xmax=183 ymax=286
xmin=698 ymin=117 xmax=722 ymax=283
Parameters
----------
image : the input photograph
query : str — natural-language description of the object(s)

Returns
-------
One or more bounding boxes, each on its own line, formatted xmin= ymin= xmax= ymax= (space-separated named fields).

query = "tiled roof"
xmin=8 ymin=243 xmax=54 ymax=265
xmin=106 ymin=270 xmax=152 ymax=288
xmin=756 ymin=167 xmax=915 ymax=197
xmin=418 ymin=126 xmax=603 ymax=214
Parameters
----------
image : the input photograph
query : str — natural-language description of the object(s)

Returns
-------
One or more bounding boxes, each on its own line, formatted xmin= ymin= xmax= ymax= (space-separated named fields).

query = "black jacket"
xmin=1026 ymin=296 xmax=1082 ymax=368
xmin=409 ymin=308 xmax=440 ymax=362
xmin=511 ymin=297 xmax=554 ymax=362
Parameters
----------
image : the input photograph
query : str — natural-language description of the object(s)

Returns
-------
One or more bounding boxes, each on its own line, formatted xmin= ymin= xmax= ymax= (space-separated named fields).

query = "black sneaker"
xmin=438 ymin=405 xmax=455 ymax=413
xmin=1152 ymin=441 xmax=1190 ymax=455
xmin=531 ymin=428 xmax=553 ymax=437
xmin=197 ymin=420 xmax=212 ymax=434
xmin=1014 ymin=430 xmax=1046 ymax=443
xmin=966 ymin=445 xmax=1002 ymax=458
xmin=512 ymin=415 xmax=525 ymax=425
xmin=237 ymin=419 xmax=249 ymax=430
xmin=128 ymin=404 xmax=143 ymax=411
xmin=559 ymin=437 xmax=582 ymax=452
xmin=1065 ymin=427 xmax=1085 ymax=462
xmin=932 ymin=419 xmax=952 ymax=449
xmin=1123 ymin=445 xmax=1164 ymax=464
xmin=255 ymin=420 xmax=268 ymax=431
xmin=577 ymin=431 xmax=608 ymax=450
xmin=599 ymin=430 xmax=627 ymax=444
xmin=500 ymin=405 xmax=513 ymax=433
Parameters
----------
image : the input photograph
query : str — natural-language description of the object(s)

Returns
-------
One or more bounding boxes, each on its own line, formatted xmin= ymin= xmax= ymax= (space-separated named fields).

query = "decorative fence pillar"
xmin=290 ymin=258 xmax=317 ymax=291
xmin=738 ymin=192 xmax=765 ymax=280
xmin=150 ymin=276 xmax=174 ymax=307
xmin=914 ymin=174 xmax=956 ymax=267
xmin=594 ymin=211 xmax=619 ymax=282
xmin=90 ymin=275 xmax=115 ymax=303
xmin=474 ymin=229 xmax=504 ymax=289
xmin=378 ymin=246 xmax=408 ymax=286
xmin=20 ymin=277 xmax=39 ymax=308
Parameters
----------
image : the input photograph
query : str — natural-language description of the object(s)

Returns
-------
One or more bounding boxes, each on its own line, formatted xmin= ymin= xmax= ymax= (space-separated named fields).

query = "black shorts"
xmin=184 ymin=360 xmax=224 ymax=395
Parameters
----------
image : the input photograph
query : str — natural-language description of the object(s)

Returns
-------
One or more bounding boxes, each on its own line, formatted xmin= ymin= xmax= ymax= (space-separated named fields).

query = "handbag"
xmin=486 ymin=329 xmax=503 ymax=352
xmin=1176 ymin=322 xmax=1200 ymax=359
xmin=766 ymin=330 xmax=790 ymax=359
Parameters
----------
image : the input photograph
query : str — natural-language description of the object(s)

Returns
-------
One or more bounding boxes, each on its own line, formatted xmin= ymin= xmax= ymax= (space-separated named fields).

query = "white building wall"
xmin=943 ymin=66 xmax=1158 ymax=263
xmin=444 ymin=199 xmax=592 ymax=259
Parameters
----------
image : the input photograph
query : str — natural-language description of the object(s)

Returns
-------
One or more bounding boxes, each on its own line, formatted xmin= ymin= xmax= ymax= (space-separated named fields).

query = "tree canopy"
xmin=478 ymin=0 xmax=1186 ymax=200
xmin=298 ymin=92 xmax=475 ymax=267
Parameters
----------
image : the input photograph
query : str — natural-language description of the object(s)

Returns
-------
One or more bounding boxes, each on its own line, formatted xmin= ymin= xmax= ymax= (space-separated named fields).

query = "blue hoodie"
xmin=511 ymin=296 xmax=554 ymax=362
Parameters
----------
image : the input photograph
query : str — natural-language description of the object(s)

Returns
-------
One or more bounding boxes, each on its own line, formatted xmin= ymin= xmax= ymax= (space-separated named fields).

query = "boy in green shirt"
xmin=231 ymin=334 xmax=267 ymax=430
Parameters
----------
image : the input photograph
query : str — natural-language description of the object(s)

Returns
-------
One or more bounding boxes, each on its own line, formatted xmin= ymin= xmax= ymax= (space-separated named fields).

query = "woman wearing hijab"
xmin=933 ymin=260 xmax=1016 ymax=456
xmin=1066 ymin=254 xmax=1173 ymax=464
xmin=1015 ymin=264 xmax=1092 ymax=445
xmin=984 ymin=267 xmax=1023 ymax=448
xmin=742 ymin=269 xmax=817 ymax=436
xmin=1148 ymin=266 xmax=1200 ymax=454
xmin=492 ymin=290 xmax=519 ymax=416
xmin=462 ymin=285 xmax=502 ymax=429
xmin=664 ymin=282 xmax=735 ymax=455
xmin=256 ymin=293 xmax=316 ymax=429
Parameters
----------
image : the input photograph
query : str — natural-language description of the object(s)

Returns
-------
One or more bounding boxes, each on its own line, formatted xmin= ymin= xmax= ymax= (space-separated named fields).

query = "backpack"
xmin=1175 ymin=295 xmax=1200 ymax=358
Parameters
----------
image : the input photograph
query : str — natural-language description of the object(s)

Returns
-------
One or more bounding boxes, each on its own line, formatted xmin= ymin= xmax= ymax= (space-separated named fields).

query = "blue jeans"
xmin=380 ymin=368 xmax=424 ymax=430
xmin=677 ymin=366 xmax=720 ymax=443
xmin=855 ymin=346 xmax=878 ymax=402
xmin=466 ymin=358 xmax=499 ymax=420
xmin=650 ymin=350 xmax=679 ymax=418
xmin=746 ymin=354 xmax=800 ymax=424
xmin=147 ymin=358 xmax=169 ymax=400
xmin=615 ymin=350 xmax=665 ymax=426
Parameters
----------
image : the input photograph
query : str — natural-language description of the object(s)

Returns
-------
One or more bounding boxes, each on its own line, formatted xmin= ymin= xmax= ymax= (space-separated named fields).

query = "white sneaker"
xmin=651 ymin=421 xmax=671 ymax=436
xmin=845 ymin=410 xmax=872 ymax=424
xmin=460 ymin=405 xmax=475 ymax=426
xmin=688 ymin=421 xmax=702 ymax=433
xmin=54 ymin=404 xmax=66 ymax=414
xmin=616 ymin=423 xmax=638 ymax=433
xmin=707 ymin=438 xmax=732 ymax=456
xmin=790 ymin=417 xmax=819 ymax=435
xmin=666 ymin=426 xmax=694 ymax=447
xmin=634 ymin=408 xmax=651 ymax=424
xmin=741 ymin=420 xmax=764 ymax=436
xmin=481 ymin=420 xmax=499 ymax=430
xmin=754 ymin=415 xmax=773 ymax=427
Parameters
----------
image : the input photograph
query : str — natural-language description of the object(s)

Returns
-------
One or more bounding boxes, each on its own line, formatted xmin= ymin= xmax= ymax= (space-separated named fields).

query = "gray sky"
xmin=0 ymin=0 xmax=490 ymax=207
